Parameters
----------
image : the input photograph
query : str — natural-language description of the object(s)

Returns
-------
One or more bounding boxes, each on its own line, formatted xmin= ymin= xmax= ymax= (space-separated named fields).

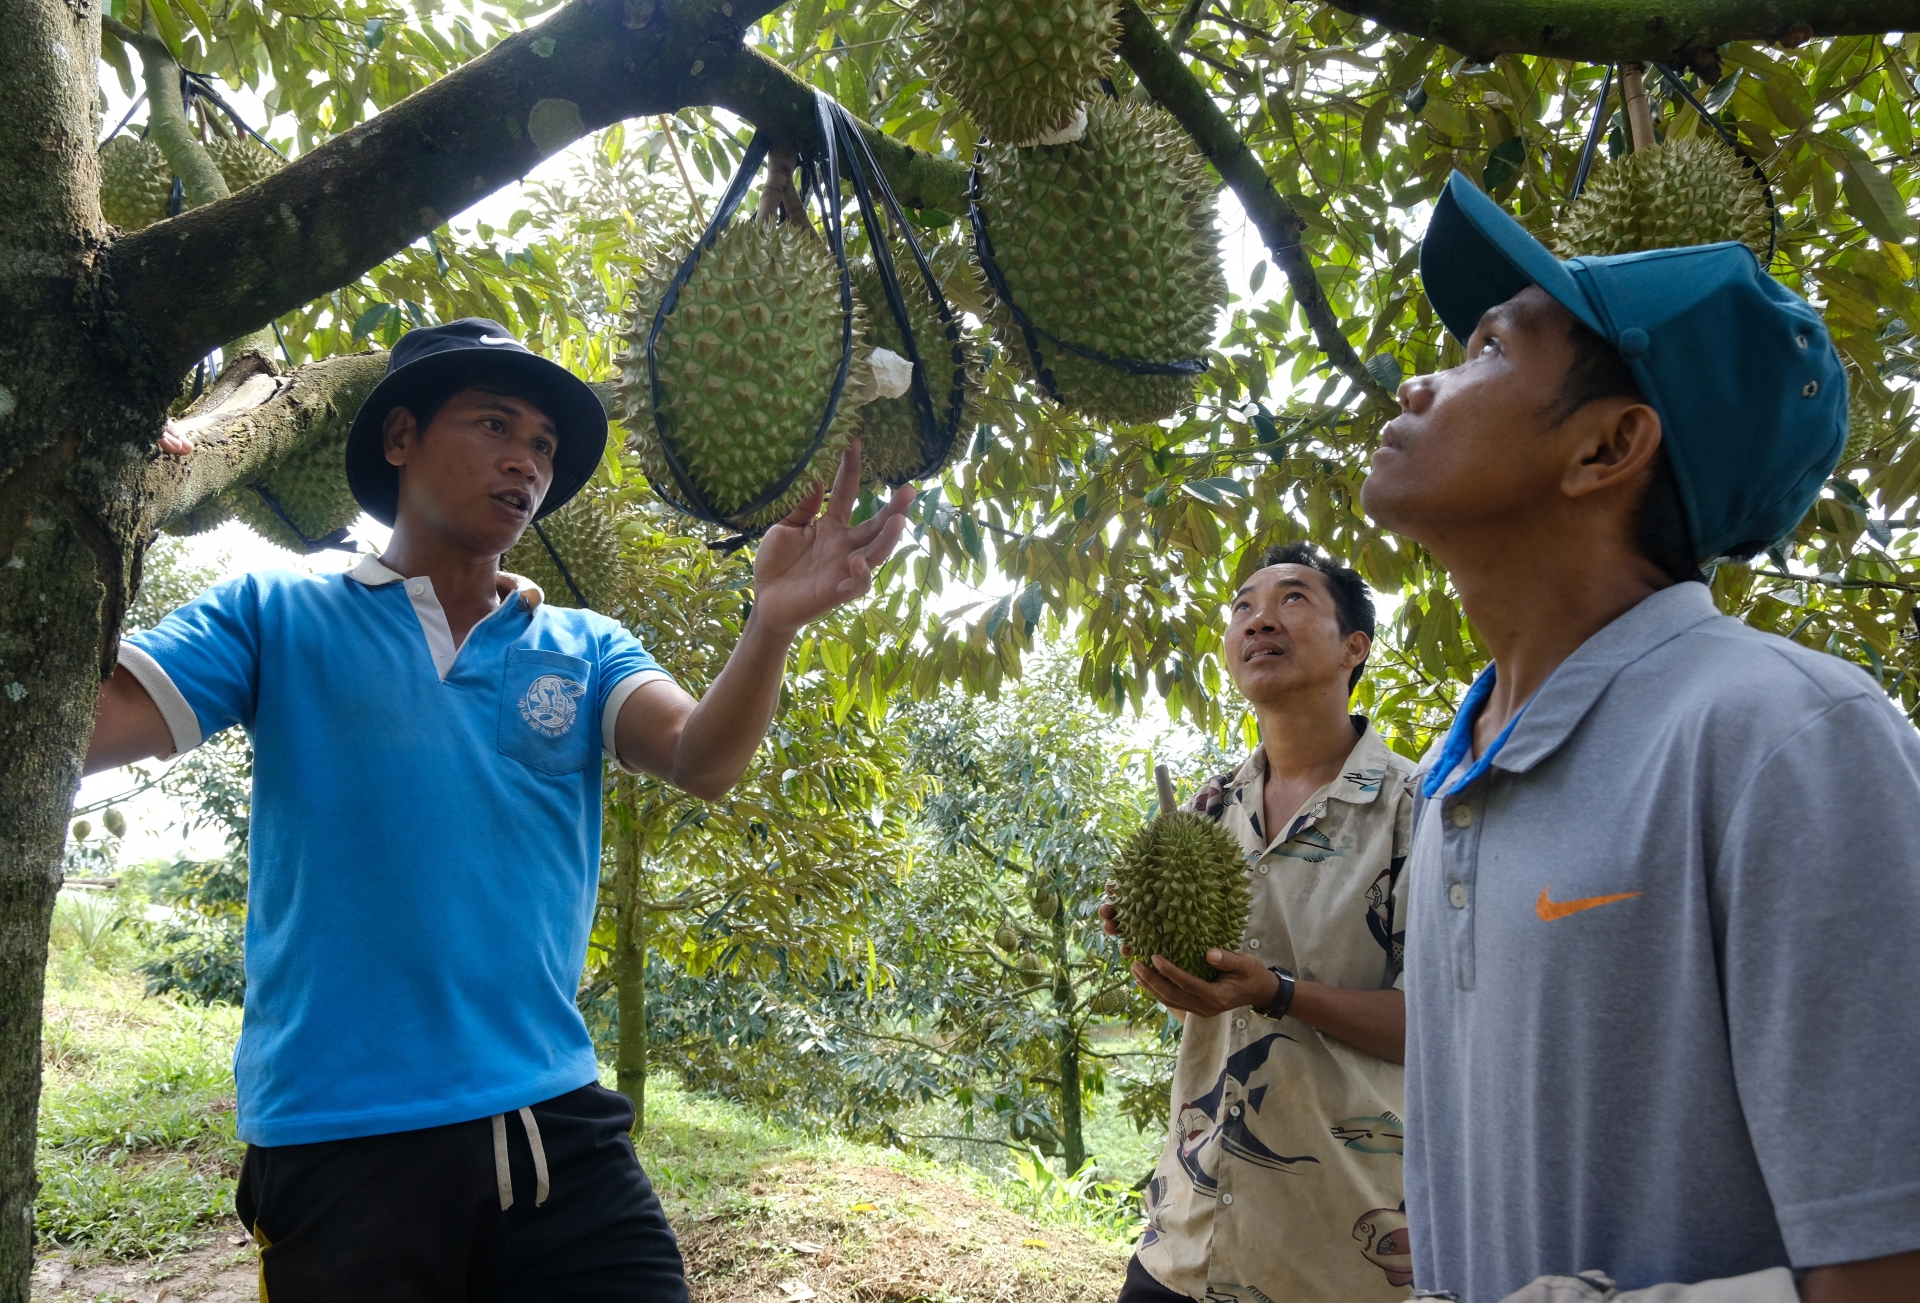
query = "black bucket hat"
xmin=344 ymin=318 xmax=608 ymax=526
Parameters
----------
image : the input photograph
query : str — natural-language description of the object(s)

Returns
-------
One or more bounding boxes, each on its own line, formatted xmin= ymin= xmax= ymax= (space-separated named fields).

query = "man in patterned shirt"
xmin=1100 ymin=542 xmax=1420 ymax=1303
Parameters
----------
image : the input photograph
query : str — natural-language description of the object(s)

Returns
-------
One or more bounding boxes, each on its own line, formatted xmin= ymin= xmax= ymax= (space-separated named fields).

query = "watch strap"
xmin=1256 ymin=965 xmax=1296 ymax=1020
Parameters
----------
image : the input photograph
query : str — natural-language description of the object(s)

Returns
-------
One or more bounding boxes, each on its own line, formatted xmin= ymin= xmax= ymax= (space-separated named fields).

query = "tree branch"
xmin=140 ymin=350 xmax=386 ymax=527
xmin=704 ymin=45 xmax=971 ymax=213
xmin=102 ymin=13 xmax=228 ymax=211
xmin=1116 ymin=0 xmax=1394 ymax=405
xmin=107 ymin=0 xmax=752 ymax=376
xmin=1309 ymin=0 xmax=1914 ymax=66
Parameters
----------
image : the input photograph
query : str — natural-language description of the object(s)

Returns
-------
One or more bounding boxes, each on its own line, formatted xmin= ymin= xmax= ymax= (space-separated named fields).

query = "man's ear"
xmin=1562 ymin=400 xmax=1663 ymax=502
xmin=383 ymin=405 xmax=419 ymax=470
xmin=1343 ymin=629 xmax=1373 ymax=672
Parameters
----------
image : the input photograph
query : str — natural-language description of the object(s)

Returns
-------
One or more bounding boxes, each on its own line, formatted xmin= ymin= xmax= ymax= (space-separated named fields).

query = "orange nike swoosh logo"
xmin=1536 ymin=886 xmax=1642 ymax=922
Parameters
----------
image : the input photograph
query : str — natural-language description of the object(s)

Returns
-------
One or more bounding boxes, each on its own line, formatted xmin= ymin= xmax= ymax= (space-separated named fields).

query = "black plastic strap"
xmin=967 ymin=163 xmax=1208 ymax=406
xmin=532 ymin=519 xmax=592 ymax=608
xmin=182 ymin=68 xmax=288 ymax=159
xmin=1653 ymin=64 xmax=1778 ymax=265
xmin=1568 ymin=65 xmax=1613 ymax=204
xmin=642 ymin=93 xmax=855 ymax=544
xmin=250 ymin=483 xmax=355 ymax=553
xmin=826 ymin=100 xmax=968 ymax=483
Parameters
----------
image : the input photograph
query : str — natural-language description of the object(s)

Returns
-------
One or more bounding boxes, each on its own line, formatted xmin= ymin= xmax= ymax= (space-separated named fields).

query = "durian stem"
xmin=755 ymin=146 xmax=820 ymax=242
xmin=1155 ymin=763 xmax=1177 ymax=816
xmin=1619 ymin=64 xmax=1657 ymax=152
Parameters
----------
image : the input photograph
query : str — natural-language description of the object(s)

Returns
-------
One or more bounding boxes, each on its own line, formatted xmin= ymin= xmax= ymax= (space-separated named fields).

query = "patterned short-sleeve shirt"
xmin=1135 ymin=719 xmax=1418 ymax=1303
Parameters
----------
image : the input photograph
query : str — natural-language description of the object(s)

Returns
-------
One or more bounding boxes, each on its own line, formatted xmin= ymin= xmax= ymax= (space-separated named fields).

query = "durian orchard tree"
xmin=5 ymin=0 xmax=1920 ymax=1288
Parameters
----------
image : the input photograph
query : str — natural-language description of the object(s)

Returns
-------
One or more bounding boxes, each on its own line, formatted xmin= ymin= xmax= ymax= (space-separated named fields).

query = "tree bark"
xmin=1116 ymin=1 xmax=1396 ymax=406
xmin=1308 ymin=0 xmax=1911 ymax=66
xmin=612 ymin=778 xmax=650 ymax=1129
xmin=1050 ymin=901 xmax=1085 ymax=1174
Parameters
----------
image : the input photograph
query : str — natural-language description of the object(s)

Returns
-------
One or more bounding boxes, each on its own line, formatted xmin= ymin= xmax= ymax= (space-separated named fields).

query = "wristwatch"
xmin=1255 ymin=965 xmax=1296 ymax=1020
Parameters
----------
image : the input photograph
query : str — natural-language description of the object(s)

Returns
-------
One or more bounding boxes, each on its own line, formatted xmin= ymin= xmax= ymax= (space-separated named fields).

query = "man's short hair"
xmin=1548 ymin=319 xmax=1705 ymax=584
xmin=396 ymin=358 xmax=558 ymax=438
xmin=1259 ymin=542 xmax=1375 ymax=693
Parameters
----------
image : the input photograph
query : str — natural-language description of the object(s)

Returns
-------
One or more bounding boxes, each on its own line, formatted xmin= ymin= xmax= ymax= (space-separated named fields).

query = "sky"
xmin=77 ymin=51 xmax=1346 ymax=874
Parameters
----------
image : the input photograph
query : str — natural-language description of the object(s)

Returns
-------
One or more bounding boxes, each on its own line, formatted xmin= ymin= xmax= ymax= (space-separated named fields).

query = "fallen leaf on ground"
xmin=1022 ymin=1238 xmax=1051 ymax=1249
xmin=789 ymin=1240 xmax=824 ymax=1254
xmin=778 ymin=1281 xmax=818 ymax=1300
xmin=849 ymin=1201 xmax=877 ymax=1212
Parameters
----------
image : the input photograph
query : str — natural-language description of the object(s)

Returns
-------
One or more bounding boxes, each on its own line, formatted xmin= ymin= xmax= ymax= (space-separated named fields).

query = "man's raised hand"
xmin=750 ymin=440 xmax=914 ymax=636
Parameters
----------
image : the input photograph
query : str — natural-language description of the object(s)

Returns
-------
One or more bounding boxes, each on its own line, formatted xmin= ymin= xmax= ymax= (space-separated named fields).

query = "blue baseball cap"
xmin=345 ymin=318 xmax=607 ymax=526
xmin=1419 ymin=171 xmax=1847 ymax=561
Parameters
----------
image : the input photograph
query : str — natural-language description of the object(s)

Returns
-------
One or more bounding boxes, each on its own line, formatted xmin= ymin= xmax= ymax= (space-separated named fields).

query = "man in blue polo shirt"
xmin=1360 ymin=175 xmax=1920 ymax=1303
xmin=84 ymin=319 xmax=913 ymax=1299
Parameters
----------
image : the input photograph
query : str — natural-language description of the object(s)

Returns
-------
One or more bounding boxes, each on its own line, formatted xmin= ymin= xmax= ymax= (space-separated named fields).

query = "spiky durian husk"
xmin=617 ymin=219 xmax=871 ymax=527
xmin=1107 ymin=809 xmax=1250 ymax=980
xmin=1085 ymin=987 xmax=1128 ymax=1015
xmin=209 ymin=135 xmax=284 ymax=194
xmin=1843 ymin=381 xmax=1880 ymax=464
xmin=219 ymin=424 xmax=362 ymax=554
xmin=501 ymin=490 xmax=627 ymax=610
xmin=850 ymin=247 xmax=983 ymax=487
xmin=918 ymin=0 xmax=1120 ymax=144
xmin=1556 ymin=136 xmax=1771 ymax=259
xmin=976 ymin=98 xmax=1226 ymax=423
xmin=994 ymin=924 xmax=1019 ymax=951
xmin=1016 ymin=950 xmax=1047 ymax=975
xmin=98 ymin=136 xmax=173 ymax=231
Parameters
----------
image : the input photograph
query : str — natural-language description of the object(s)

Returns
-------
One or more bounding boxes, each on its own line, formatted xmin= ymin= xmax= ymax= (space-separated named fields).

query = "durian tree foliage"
xmin=4 ymin=0 xmax=1920 ymax=1288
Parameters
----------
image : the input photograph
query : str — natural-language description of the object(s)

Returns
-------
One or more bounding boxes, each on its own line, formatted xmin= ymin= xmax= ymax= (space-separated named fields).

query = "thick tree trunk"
xmin=0 ymin=3 xmax=175 ymax=1295
xmin=612 ymin=778 xmax=649 ymax=1129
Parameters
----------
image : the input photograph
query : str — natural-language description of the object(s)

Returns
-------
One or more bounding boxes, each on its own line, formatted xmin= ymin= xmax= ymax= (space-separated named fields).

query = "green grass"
xmin=37 ymin=964 xmax=243 ymax=1259
xmin=36 ymin=949 xmax=1142 ymax=1263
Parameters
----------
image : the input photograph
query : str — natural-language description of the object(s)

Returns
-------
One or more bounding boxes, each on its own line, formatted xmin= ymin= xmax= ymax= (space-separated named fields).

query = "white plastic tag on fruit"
xmin=867 ymin=347 xmax=913 ymax=399
xmin=1019 ymin=105 xmax=1088 ymax=147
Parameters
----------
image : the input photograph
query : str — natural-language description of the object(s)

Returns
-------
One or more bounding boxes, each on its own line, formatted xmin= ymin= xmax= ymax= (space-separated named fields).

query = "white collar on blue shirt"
xmin=346 ymin=555 xmax=545 ymax=680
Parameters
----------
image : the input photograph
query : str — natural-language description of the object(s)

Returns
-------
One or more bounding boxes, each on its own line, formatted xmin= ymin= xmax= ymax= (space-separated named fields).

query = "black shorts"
xmin=1116 ymin=1254 xmax=1200 ymax=1303
xmin=236 ymin=1083 xmax=687 ymax=1302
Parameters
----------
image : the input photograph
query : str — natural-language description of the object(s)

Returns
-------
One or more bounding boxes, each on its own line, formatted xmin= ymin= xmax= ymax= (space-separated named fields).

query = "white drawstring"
xmin=492 ymin=1108 xmax=551 ymax=1210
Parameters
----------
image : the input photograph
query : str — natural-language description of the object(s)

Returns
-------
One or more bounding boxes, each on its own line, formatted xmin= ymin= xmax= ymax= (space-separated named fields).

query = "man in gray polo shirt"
xmin=1362 ymin=171 xmax=1920 ymax=1302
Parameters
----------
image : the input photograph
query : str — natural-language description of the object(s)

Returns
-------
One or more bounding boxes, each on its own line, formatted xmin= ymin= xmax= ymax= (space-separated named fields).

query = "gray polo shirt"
xmin=1404 ymin=581 xmax=1920 ymax=1302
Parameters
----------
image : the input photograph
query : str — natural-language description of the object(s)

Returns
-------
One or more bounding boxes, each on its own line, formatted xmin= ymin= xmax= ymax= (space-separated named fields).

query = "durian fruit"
xmin=618 ymin=218 xmax=872 ymax=528
xmin=70 ymin=820 xmax=92 ymax=842
xmin=918 ymin=0 xmax=1119 ymax=144
xmin=1017 ymin=951 xmax=1047 ymax=976
xmin=1556 ymin=135 xmax=1770 ymax=260
xmin=994 ymin=924 xmax=1020 ymax=951
xmin=1085 ymin=987 xmax=1128 ymax=1015
xmin=1106 ymin=767 xmax=1250 ymax=980
xmin=98 ymin=135 xmax=173 ymax=231
xmin=209 ymin=135 xmax=284 ymax=194
xmin=501 ymin=490 xmax=626 ymax=610
xmin=974 ymin=98 xmax=1226 ymax=422
xmin=218 ymin=424 xmax=362 ymax=554
xmin=1031 ymin=884 xmax=1061 ymax=920
xmin=103 ymin=808 xmax=128 ymax=838
xmin=850 ymin=245 xmax=983 ymax=487
xmin=1843 ymin=381 xmax=1882 ymax=464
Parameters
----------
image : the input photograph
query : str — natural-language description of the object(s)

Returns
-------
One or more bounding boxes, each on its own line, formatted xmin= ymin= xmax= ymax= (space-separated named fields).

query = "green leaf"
xmin=364 ymin=17 xmax=385 ymax=49
xmin=1017 ymin=583 xmax=1043 ymax=634
xmin=1364 ymin=354 xmax=1404 ymax=391
xmin=1838 ymin=150 xmax=1912 ymax=242
xmin=1249 ymin=260 xmax=1267 ymax=293
xmin=350 ymin=303 xmax=394 ymax=339
xmin=1482 ymin=135 xmax=1526 ymax=190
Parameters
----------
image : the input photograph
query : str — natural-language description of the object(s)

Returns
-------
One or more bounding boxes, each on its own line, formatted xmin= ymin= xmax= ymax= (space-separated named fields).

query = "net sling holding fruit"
xmin=640 ymin=92 xmax=971 ymax=548
xmin=965 ymin=83 xmax=1209 ymax=405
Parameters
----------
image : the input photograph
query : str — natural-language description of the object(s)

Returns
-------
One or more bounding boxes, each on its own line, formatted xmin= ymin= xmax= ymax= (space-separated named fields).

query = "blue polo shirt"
xmin=120 ymin=556 xmax=670 ymax=1146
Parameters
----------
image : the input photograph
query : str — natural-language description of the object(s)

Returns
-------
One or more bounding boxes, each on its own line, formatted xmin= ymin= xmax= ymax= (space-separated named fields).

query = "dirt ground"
xmin=32 ymin=1159 xmax=1127 ymax=1303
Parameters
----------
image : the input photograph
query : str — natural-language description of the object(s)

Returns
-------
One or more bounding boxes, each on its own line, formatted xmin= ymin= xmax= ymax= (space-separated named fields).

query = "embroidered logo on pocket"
xmin=519 ymin=674 xmax=587 ymax=738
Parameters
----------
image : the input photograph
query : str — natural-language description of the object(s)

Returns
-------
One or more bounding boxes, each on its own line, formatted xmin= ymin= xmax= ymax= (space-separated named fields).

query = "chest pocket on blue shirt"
xmin=499 ymin=648 xmax=595 ymax=776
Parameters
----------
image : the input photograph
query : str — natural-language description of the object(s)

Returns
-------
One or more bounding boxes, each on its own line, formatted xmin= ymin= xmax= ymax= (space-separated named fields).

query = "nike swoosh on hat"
xmin=480 ymin=335 xmax=518 ymax=345
xmin=1535 ymin=886 xmax=1642 ymax=922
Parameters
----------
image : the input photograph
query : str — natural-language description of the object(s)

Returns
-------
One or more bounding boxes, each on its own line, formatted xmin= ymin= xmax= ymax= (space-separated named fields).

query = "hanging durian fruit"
xmin=98 ymin=135 xmax=173 ymax=231
xmin=1016 ymin=951 xmax=1048 ymax=976
xmin=210 ymin=135 xmax=285 ymax=194
xmin=994 ymin=924 xmax=1020 ymax=951
xmin=850 ymin=245 xmax=983 ymax=487
xmin=1031 ymin=884 xmax=1061 ymax=920
xmin=1085 ymin=987 xmax=1128 ymax=1015
xmin=1842 ymin=379 xmax=1883 ymax=464
xmin=918 ymin=0 xmax=1120 ymax=144
xmin=975 ymin=98 xmax=1226 ymax=423
xmin=217 ymin=424 xmax=363 ymax=554
xmin=1106 ymin=766 xmax=1249 ymax=980
xmin=619 ymin=219 xmax=872 ymax=527
xmin=501 ymin=490 xmax=627 ymax=610
xmin=1556 ymin=135 xmax=1770 ymax=259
